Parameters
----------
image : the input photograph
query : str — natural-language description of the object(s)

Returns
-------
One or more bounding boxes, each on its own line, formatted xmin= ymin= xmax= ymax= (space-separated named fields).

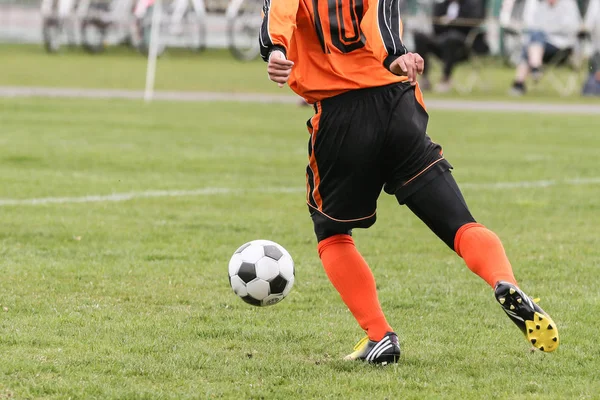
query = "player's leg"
xmin=400 ymin=170 xmax=559 ymax=352
xmin=314 ymin=224 xmax=392 ymax=342
xmin=384 ymin=83 xmax=559 ymax=352
xmin=315 ymin=225 xmax=399 ymax=363
xmin=401 ymin=169 xmax=517 ymax=287
xmin=383 ymin=82 xmax=517 ymax=287
xmin=306 ymin=93 xmax=400 ymax=363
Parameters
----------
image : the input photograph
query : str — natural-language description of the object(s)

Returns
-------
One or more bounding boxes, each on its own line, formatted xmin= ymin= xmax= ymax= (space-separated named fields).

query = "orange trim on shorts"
xmin=402 ymin=157 xmax=445 ymax=187
xmin=415 ymin=82 xmax=427 ymax=111
xmin=307 ymin=202 xmax=377 ymax=223
xmin=307 ymin=102 xmax=323 ymax=211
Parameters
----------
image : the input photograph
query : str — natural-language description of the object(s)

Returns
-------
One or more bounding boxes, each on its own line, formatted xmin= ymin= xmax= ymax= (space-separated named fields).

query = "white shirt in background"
xmin=523 ymin=0 xmax=582 ymax=49
xmin=585 ymin=0 xmax=600 ymax=52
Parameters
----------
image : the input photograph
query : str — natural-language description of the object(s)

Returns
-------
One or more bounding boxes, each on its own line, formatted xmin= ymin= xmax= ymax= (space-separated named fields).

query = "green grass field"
xmin=2 ymin=44 xmax=600 ymax=102
xmin=0 ymin=45 xmax=599 ymax=399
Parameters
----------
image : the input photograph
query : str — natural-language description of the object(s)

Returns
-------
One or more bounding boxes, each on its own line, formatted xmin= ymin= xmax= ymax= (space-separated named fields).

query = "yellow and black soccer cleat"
xmin=494 ymin=281 xmax=559 ymax=352
xmin=344 ymin=332 xmax=401 ymax=365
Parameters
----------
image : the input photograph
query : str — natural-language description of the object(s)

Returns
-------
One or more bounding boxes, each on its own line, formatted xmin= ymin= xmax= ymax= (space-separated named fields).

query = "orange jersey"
xmin=260 ymin=0 xmax=409 ymax=103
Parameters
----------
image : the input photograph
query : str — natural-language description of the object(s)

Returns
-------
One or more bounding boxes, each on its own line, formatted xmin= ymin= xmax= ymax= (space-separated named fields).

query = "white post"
xmin=144 ymin=0 xmax=162 ymax=103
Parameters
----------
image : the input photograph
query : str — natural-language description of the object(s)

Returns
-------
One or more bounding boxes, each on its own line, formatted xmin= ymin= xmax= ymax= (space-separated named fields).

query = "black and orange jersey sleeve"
xmin=259 ymin=0 xmax=300 ymax=61
xmin=360 ymin=0 xmax=408 ymax=71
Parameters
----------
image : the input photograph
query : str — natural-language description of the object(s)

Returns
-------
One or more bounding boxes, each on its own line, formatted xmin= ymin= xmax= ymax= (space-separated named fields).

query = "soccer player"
xmin=260 ymin=0 xmax=559 ymax=363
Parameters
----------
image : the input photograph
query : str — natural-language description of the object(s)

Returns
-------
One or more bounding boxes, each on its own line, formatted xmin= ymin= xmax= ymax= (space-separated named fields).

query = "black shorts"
xmin=306 ymin=81 xmax=452 ymax=236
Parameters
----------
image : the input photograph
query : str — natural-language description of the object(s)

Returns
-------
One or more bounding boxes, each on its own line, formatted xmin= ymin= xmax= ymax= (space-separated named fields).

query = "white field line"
xmin=0 ymin=178 xmax=599 ymax=207
xmin=1 ymin=86 xmax=599 ymax=114
xmin=461 ymin=177 xmax=600 ymax=189
xmin=0 ymin=187 xmax=301 ymax=206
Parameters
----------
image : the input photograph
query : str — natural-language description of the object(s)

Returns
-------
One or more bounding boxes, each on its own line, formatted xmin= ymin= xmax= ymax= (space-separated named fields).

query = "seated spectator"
xmin=414 ymin=0 xmax=489 ymax=92
xmin=510 ymin=0 xmax=582 ymax=95
xmin=582 ymin=54 xmax=600 ymax=95
xmin=582 ymin=0 xmax=600 ymax=96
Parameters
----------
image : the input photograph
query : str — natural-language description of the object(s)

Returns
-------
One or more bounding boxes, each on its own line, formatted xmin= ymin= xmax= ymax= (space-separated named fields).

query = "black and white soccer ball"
xmin=228 ymin=240 xmax=295 ymax=307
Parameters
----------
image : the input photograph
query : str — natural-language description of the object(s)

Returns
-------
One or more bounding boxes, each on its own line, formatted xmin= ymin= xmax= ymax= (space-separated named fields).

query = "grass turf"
xmin=1 ymin=44 xmax=600 ymax=103
xmin=0 ymin=96 xmax=598 ymax=399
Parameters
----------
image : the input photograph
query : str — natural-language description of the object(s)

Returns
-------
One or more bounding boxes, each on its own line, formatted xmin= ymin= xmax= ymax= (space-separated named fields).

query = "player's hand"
xmin=389 ymin=53 xmax=425 ymax=86
xmin=267 ymin=50 xmax=294 ymax=88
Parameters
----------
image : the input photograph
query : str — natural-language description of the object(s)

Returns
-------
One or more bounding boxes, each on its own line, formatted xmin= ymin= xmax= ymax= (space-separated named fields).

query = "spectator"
xmin=510 ymin=0 xmax=582 ymax=95
xmin=582 ymin=0 xmax=600 ymax=96
xmin=41 ymin=0 xmax=75 ymax=19
xmin=413 ymin=0 xmax=488 ymax=92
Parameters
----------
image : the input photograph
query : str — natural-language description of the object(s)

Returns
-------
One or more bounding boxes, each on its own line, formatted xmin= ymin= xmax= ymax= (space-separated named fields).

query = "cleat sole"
xmin=495 ymin=282 xmax=559 ymax=353
xmin=525 ymin=312 xmax=559 ymax=352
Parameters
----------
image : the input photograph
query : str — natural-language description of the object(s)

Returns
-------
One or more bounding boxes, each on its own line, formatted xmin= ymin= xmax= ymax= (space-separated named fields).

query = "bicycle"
xmin=226 ymin=0 xmax=262 ymax=61
xmin=80 ymin=0 xmax=139 ymax=54
xmin=41 ymin=0 xmax=89 ymax=53
xmin=134 ymin=0 xmax=207 ymax=56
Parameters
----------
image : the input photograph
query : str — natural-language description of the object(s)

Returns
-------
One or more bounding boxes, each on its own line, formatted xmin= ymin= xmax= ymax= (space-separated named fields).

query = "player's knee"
xmin=314 ymin=225 xmax=352 ymax=243
xmin=402 ymin=169 xmax=476 ymax=251
xmin=316 ymin=232 xmax=354 ymax=258
xmin=310 ymin=208 xmax=355 ymax=242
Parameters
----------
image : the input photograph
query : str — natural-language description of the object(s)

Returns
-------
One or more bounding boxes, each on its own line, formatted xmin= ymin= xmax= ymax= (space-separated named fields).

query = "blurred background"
xmin=0 ymin=4 xmax=599 ymax=397
xmin=0 ymin=0 xmax=599 ymax=98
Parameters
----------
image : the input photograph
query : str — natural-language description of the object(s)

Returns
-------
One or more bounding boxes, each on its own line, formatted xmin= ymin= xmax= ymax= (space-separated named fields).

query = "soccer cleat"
xmin=344 ymin=332 xmax=401 ymax=365
xmin=494 ymin=281 xmax=559 ymax=352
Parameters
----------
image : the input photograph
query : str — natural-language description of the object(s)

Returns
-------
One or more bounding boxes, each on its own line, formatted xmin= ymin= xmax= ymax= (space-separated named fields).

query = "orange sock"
xmin=454 ymin=223 xmax=517 ymax=287
xmin=318 ymin=234 xmax=392 ymax=341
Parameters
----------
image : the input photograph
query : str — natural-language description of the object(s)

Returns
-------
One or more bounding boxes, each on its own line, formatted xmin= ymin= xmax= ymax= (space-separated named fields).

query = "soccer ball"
xmin=228 ymin=240 xmax=294 ymax=307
